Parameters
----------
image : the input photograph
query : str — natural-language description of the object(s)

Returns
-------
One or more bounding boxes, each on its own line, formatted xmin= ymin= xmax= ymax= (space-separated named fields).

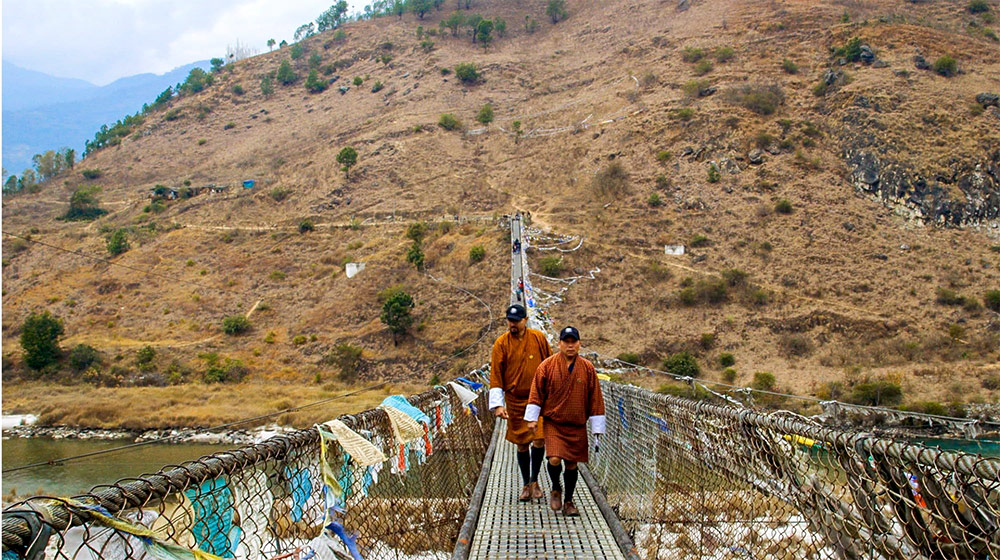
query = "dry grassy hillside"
xmin=3 ymin=0 xmax=999 ymax=429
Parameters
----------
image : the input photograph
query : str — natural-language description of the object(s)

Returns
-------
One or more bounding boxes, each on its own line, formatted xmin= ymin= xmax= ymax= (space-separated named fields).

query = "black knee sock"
xmin=547 ymin=462 xmax=563 ymax=491
xmin=529 ymin=446 xmax=545 ymax=482
xmin=516 ymin=450 xmax=531 ymax=486
xmin=564 ymin=468 xmax=579 ymax=503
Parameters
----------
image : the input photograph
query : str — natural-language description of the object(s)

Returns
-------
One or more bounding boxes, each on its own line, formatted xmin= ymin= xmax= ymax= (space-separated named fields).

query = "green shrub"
xmin=678 ymin=287 xmax=697 ymax=306
xmin=721 ymin=268 xmax=748 ymax=287
xmin=707 ymin=164 xmax=720 ymax=183
xmin=812 ymin=81 xmax=830 ymax=97
xmin=309 ymin=53 xmax=322 ymax=69
xmin=849 ymin=380 xmax=903 ymax=406
xmin=936 ymin=287 xmax=965 ymax=306
xmin=406 ymin=241 xmax=424 ymax=270
xmin=948 ymin=323 xmax=965 ymax=341
xmin=469 ymin=245 xmax=486 ymax=263
xmin=681 ymin=46 xmax=705 ymax=62
xmin=292 ymin=335 xmax=307 ymax=345
xmin=700 ymin=332 xmax=715 ymax=349
xmin=231 ymin=84 xmax=244 ymax=95
xmin=337 ymin=146 xmax=358 ymax=178
xmin=106 ymin=229 xmax=129 ymax=255
xmin=833 ymin=37 xmax=864 ymax=62
xmin=204 ymin=357 xmax=248 ymax=383
xmin=381 ymin=290 xmax=415 ymax=344
xmin=20 ymin=311 xmax=64 ymax=370
xmin=674 ymin=108 xmax=695 ymax=121
xmin=276 ymin=60 xmax=297 ymax=85
xmin=690 ymin=234 xmax=710 ymax=247
xmin=695 ymin=278 xmax=727 ymax=303
xmin=69 ymin=344 xmax=99 ymax=372
xmin=439 ymin=113 xmax=460 ymax=130
xmin=982 ymin=373 xmax=1000 ymax=390
xmin=406 ymin=222 xmax=427 ymax=242
xmin=591 ymin=162 xmax=629 ymax=198
xmin=933 ymin=55 xmax=957 ymax=77
xmin=780 ymin=334 xmax=813 ymax=357
xmin=64 ymin=185 xmax=107 ymax=221
xmin=617 ymin=352 xmax=641 ymax=365
xmin=714 ymin=46 xmax=735 ymax=62
xmin=656 ymin=383 xmax=711 ymax=400
xmin=260 ymin=75 xmax=274 ymax=96
xmin=371 ymin=81 xmax=384 ymax=93
xmin=298 ymin=219 xmax=315 ymax=233
xmin=539 ymin=255 xmax=563 ymax=276
xmin=326 ymin=343 xmax=364 ymax=381
xmin=291 ymin=44 xmax=304 ymax=60
xmin=647 ymin=193 xmax=662 ymax=207
xmin=546 ymin=0 xmax=568 ymax=23
xmin=222 ymin=315 xmax=251 ymax=335
xmin=454 ymin=62 xmax=480 ymax=83
xmin=694 ymin=59 xmax=714 ymax=76
xmin=719 ymin=353 xmax=735 ymax=367
xmin=476 ymin=103 xmax=494 ymax=124
xmin=656 ymin=150 xmax=671 ymax=162
xmin=223 ymin=122 xmax=236 ymax=130
xmin=305 ymin=70 xmax=328 ymax=93
xmin=725 ymin=83 xmax=784 ymax=115
xmin=968 ymin=0 xmax=990 ymax=14
xmin=984 ymin=290 xmax=1000 ymax=312
xmin=270 ymin=187 xmax=292 ymax=202
xmin=81 ymin=168 xmax=102 ymax=179
xmin=781 ymin=59 xmax=799 ymax=74
xmin=663 ymin=351 xmax=700 ymax=377
xmin=722 ymin=368 xmax=737 ymax=383
xmin=775 ymin=198 xmax=793 ymax=214
xmin=752 ymin=371 xmax=776 ymax=391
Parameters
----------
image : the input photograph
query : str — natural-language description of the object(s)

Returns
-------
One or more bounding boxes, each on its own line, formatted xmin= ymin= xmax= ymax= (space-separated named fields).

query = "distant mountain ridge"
xmin=2 ymin=60 xmax=211 ymax=176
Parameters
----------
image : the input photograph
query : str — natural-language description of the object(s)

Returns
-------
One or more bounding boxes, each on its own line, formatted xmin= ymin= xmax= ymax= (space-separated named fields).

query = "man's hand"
xmin=527 ymin=421 xmax=537 ymax=431
xmin=494 ymin=406 xmax=509 ymax=419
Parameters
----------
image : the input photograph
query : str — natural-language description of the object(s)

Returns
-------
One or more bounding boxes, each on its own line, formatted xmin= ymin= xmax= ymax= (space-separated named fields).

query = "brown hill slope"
xmin=3 ymin=0 xmax=999 ymax=427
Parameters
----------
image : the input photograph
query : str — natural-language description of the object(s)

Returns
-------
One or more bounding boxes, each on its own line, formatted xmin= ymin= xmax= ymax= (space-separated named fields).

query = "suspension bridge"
xmin=3 ymin=214 xmax=999 ymax=560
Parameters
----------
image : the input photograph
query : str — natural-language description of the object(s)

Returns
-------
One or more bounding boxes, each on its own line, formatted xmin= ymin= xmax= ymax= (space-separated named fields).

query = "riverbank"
xmin=2 ymin=421 xmax=297 ymax=445
xmin=1 ymin=379 xmax=426 ymax=432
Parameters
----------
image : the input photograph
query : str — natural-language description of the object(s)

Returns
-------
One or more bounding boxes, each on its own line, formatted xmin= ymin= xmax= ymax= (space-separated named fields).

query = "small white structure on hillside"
xmin=664 ymin=245 xmax=685 ymax=256
xmin=346 ymin=262 xmax=366 ymax=278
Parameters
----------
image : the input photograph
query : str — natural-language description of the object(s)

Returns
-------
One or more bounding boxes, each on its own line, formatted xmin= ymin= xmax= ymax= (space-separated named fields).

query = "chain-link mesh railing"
xmin=3 ymin=385 xmax=494 ymax=560
xmin=590 ymin=382 xmax=1000 ymax=559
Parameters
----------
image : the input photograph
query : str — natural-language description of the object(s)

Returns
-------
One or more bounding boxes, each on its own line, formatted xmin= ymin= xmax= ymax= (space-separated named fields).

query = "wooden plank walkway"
xmin=469 ymin=420 xmax=626 ymax=559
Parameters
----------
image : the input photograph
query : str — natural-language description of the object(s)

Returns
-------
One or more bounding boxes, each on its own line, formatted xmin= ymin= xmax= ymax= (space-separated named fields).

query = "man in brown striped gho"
xmin=489 ymin=304 xmax=553 ymax=502
xmin=525 ymin=326 xmax=606 ymax=517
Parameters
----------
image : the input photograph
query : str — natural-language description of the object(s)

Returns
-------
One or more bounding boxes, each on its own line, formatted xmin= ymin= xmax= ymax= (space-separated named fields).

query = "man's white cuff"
xmin=524 ymin=404 xmax=541 ymax=422
xmin=488 ymin=388 xmax=505 ymax=410
xmin=589 ymin=415 xmax=606 ymax=434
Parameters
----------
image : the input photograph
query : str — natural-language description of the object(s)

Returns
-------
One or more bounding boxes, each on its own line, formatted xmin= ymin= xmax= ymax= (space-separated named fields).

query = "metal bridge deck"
xmin=470 ymin=421 xmax=626 ymax=560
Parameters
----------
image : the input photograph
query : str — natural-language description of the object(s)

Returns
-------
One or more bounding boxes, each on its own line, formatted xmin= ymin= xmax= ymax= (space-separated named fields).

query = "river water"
xmin=2 ymin=438 xmax=234 ymax=499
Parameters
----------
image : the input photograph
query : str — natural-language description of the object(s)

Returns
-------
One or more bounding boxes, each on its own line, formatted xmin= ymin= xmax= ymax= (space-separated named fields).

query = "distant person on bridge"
xmin=526 ymin=326 xmax=605 ymax=517
xmin=490 ymin=303 xmax=552 ymax=502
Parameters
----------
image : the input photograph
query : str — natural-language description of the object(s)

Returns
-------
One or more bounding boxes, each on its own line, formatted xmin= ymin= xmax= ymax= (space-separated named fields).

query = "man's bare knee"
xmin=548 ymin=457 xmax=561 ymax=466
xmin=531 ymin=440 xmax=544 ymax=448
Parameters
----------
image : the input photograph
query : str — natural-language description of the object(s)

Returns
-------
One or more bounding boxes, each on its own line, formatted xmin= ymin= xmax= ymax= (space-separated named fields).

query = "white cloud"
xmin=2 ymin=0 xmax=365 ymax=85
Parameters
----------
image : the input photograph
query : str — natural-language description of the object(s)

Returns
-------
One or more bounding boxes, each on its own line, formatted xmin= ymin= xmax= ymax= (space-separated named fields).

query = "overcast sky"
xmin=3 ymin=0 xmax=367 ymax=86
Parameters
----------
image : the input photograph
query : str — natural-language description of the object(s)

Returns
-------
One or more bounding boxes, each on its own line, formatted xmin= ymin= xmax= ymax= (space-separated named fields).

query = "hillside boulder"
xmin=976 ymin=93 xmax=999 ymax=108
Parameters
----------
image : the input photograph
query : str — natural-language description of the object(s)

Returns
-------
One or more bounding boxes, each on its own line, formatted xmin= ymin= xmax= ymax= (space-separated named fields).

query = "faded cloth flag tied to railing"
xmin=2 ymin=383 xmax=493 ymax=560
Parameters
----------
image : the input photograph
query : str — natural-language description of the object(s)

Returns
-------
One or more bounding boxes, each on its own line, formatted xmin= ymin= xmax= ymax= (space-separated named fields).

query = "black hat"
xmin=505 ymin=304 xmax=527 ymax=321
xmin=559 ymin=326 xmax=580 ymax=341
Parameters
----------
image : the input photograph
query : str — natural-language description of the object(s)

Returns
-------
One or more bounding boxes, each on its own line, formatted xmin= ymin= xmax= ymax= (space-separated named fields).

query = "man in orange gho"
xmin=489 ymin=304 xmax=553 ymax=502
xmin=526 ymin=326 xmax=606 ymax=517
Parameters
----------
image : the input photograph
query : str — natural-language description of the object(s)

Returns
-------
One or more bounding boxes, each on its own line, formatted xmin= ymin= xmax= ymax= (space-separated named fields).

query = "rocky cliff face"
xmin=843 ymin=92 xmax=1000 ymax=236
xmin=845 ymin=147 xmax=1000 ymax=233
